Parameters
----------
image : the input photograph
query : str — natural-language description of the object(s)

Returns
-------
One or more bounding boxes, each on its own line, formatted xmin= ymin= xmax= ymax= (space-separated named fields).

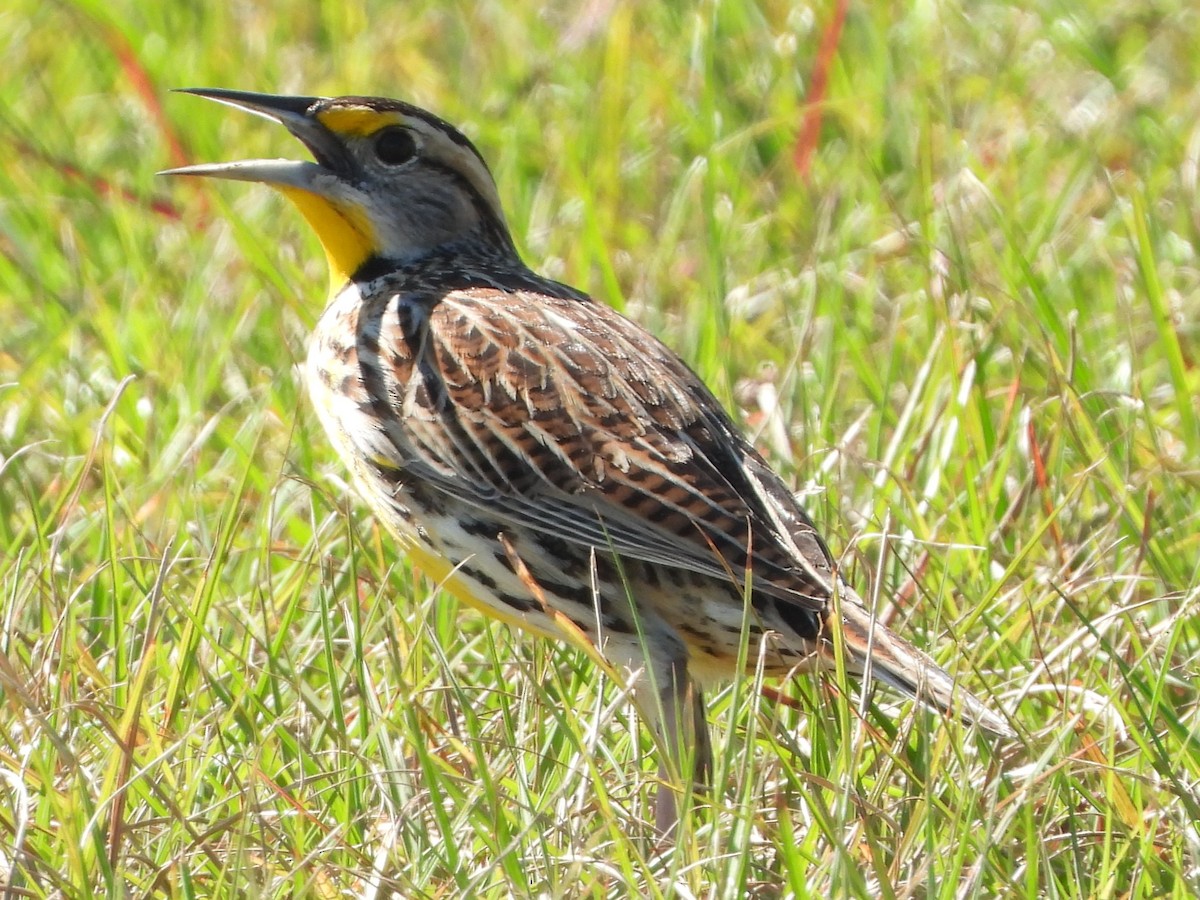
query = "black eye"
xmin=373 ymin=128 xmax=417 ymax=166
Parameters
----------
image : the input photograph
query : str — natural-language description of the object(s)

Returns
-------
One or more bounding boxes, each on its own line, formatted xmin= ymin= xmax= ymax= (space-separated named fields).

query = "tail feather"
xmin=836 ymin=600 xmax=1016 ymax=738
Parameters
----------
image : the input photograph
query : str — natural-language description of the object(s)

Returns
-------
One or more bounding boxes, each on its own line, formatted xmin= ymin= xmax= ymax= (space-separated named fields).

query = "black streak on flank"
xmin=774 ymin=600 xmax=822 ymax=643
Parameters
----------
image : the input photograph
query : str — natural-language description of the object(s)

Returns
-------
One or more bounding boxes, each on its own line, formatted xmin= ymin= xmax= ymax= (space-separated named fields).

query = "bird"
xmin=163 ymin=88 xmax=1014 ymax=830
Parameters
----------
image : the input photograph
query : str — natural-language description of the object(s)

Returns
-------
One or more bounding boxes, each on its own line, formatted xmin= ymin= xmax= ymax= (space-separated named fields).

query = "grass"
xmin=2 ymin=0 xmax=1199 ymax=895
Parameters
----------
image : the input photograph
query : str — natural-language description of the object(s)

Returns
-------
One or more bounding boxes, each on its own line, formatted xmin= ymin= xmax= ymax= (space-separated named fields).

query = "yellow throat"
xmin=278 ymin=187 xmax=377 ymax=288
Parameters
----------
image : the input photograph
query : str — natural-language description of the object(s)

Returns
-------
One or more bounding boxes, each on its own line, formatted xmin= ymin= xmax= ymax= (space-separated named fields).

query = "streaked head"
xmin=161 ymin=88 xmax=517 ymax=285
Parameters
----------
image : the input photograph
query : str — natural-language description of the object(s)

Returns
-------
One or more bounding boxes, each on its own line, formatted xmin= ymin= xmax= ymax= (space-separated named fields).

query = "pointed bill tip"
xmin=156 ymin=159 xmax=321 ymax=187
xmin=172 ymin=87 xmax=321 ymax=121
xmin=166 ymin=88 xmax=349 ymax=177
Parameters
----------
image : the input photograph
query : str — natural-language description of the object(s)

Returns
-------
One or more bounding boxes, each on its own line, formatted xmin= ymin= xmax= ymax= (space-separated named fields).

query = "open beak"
xmin=159 ymin=88 xmax=351 ymax=187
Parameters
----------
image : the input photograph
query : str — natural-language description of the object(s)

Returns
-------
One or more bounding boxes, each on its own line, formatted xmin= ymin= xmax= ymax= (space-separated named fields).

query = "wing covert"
xmin=356 ymin=282 xmax=837 ymax=611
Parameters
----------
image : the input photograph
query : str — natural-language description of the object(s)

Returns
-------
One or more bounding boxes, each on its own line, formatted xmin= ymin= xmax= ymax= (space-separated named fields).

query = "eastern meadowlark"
xmin=164 ymin=88 xmax=1013 ymax=828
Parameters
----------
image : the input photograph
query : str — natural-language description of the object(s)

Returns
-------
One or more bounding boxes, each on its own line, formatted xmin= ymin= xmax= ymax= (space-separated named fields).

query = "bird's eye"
xmin=373 ymin=128 xmax=417 ymax=166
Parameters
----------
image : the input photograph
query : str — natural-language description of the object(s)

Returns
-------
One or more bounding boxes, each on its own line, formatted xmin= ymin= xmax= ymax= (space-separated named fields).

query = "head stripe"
xmin=316 ymin=106 xmax=408 ymax=137
xmin=402 ymin=119 xmax=506 ymax=228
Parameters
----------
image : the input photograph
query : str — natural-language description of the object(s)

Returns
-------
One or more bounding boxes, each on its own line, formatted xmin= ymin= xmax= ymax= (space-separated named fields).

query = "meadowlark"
xmin=164 ymin=88 xmax=1013 ymax=828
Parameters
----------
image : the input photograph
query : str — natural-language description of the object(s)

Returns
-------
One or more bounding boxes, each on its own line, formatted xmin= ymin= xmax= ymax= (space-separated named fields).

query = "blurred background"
xmin=1 ymin=1 xmax=1198 ymax=896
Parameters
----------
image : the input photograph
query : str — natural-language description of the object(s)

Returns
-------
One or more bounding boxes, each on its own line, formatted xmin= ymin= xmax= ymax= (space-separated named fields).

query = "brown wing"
xmin=357 ymin=282 xmax=837 ymax=614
